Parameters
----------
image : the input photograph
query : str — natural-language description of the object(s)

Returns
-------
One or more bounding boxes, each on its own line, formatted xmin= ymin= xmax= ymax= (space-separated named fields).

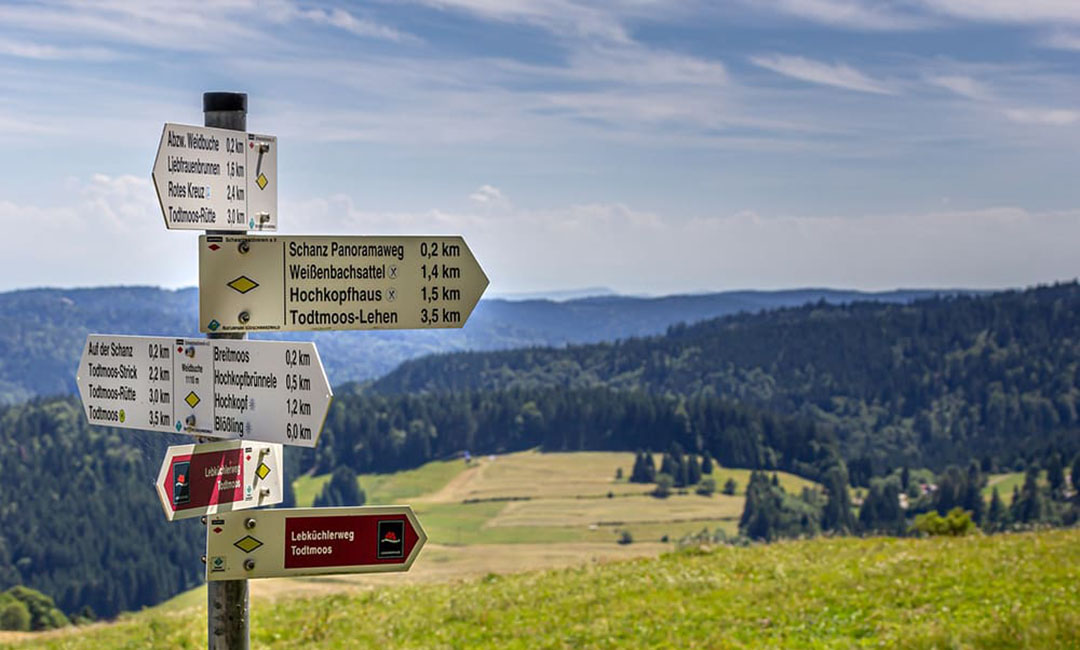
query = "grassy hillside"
xmin=6 ymin=530 xmax=1078 ymax=648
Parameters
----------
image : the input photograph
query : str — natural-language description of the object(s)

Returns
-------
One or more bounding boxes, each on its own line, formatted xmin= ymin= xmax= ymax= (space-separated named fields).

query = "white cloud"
xmin=469 ymin=185 xmax=508 ymax=206
xmin=295 ymin=8 xmax=419 ymax=43
xmin=745 ymin=0 xmax=931 ymax=30
xmin=404 ymin=0 xmax=633 ymax=42
xmin=559 ymin=46 xmax=728 ymax=87
xmin=749 ymin=0 xmax=1080 ymax=29
xmin=927 ymin=75 xmax=991 ymax=100
xmin=280 ymin=192 xmax=1080 ymax=295
xmin=1042 ymin=31 xmax=1080 ymax=51
xmin=6 ymin=178 xmax=1080 ymax=295
xmin=917 ymin=0 xmax=1080 ymax=25
xmin=0 ymin=37 xmax=117 ymax=61
xmin=750 ymin=54 xmax=897 ymax=95
xmin=0 ymin=174 xmax=198 ymax=291
xmin=1004 ymin=108 xmax=1080 ymax=126
xmin=0 ymin=0 xmax=413 ymax=55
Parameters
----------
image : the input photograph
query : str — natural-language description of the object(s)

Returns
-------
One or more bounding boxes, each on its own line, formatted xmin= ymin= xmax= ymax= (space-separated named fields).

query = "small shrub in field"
xmin=617 ymin=531 xmax=633 ymax=545
xmin=913 ymin=507 xmax=976 ymax=536
xmin=0 ymin=598 xmax=30 ymax=632
xmin=696 ymin=477 xmax=717 ymax=496
xmin=722 ymin=478 xmax=737 ymax=495
xmin=654 ymin=473 xmax=674 ymax=498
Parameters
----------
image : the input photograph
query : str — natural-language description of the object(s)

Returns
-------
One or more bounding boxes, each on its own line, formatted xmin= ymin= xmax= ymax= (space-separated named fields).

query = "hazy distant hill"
xmin=0 ymin=286 xmax=953 ymax=403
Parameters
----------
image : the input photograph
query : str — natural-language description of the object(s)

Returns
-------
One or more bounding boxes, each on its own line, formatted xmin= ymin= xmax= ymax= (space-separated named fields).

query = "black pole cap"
xmin=203 ymin=92 xmax=247 ymax=113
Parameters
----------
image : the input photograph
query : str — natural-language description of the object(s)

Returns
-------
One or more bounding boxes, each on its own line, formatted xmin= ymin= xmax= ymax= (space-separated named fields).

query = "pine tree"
xmin=987 ymin=487 xmax=1005 ymax=531
xmin=740 ymin=471 xmax=776 ymax=541
xmin=1011 ymin=466 xmax=1043 ymax=524
xmin=687 ymin=454 xmax=702 ymax=485
xmin=821 ymin=464 xmax=856 ymax=534
xmin=901 ymin=465 xmax=910 ymax=491
xmin=313 ymin=466 xmax=366 ymax=507
xmin=1072 ymin=454 xmax=1080 ymax=493
xmin=963 ymin=461 xmax=986 ymax=525
xmin=701 ymin=452 xmax=714 ymax=475
xmin=858 ymin=482 xmax=904 ymax=535
xmin=1047 ymin=453 xmax=1065 ymax=496
xmin=660 ymin=452 xmax=677 ymax=481
xmin=644 ymin=451 xmax=657 ymax=482
xmin=629 ymin=451 xmax=645 ymax=483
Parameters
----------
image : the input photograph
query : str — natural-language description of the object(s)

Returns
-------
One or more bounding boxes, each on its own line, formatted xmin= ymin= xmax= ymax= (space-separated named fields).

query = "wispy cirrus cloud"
xmin=926 ymin=74 xmax=991 ymax=100
xmin=402 ymin=0 xmax=635 ymax=42
xmin=918 ymin=0 xmax=1080 ymax=25
xmin=0 ymin=37 xmax=118 ymax=61
xmin=1004 ymin=108 xmax=1080 ymax=126
xmin=1042 ymin=30 xmax=1080 ymax=51
xmin=746 ymin=0 xmax=1080 ymax=30
xmin=294 ymin=7 xmax=420 ymax=43
xmin=750 ymin=54 xmax=897 ymax=95
xmin=0 ymin=0 xmax=414 ymax=54
xmin=741 ymin=0 xmax=931 ymax=30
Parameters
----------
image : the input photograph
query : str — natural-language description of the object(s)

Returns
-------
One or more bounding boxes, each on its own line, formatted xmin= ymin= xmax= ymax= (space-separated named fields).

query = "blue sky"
xmin=0 ymin=0 xmax=1078 ymax=295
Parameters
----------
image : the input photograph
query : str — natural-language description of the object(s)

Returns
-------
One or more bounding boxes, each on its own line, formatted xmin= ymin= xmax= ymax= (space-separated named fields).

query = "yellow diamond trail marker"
xmin=76 ymin=335 xmax=332 ymax=447
xmin=199 ymin=235 xmax=489 ymax=333
xmin=155 ymin=440 xmax=283 ymax=522
xmin=255 ymin=462 xmax=272 ymax=480
xmin=227 ymin=275 xmax=259 ymax=294
xmin=152 ymin=123 xmax=277 ymax=231
xmin=206 ymin=506 xmax=427 ymax=581
xmin=234 ymin=535 xmax=264 ymax=553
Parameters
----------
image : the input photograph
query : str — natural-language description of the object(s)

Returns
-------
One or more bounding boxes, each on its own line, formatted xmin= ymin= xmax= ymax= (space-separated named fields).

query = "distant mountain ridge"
xmin=0 ymin=285 xmax=973 ymax=403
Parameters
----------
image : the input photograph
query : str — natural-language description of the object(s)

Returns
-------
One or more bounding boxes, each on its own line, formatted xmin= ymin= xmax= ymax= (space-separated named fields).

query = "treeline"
xmin=374 ymin=282 xmax=1080 ymax=475
xmin=738 ymin=457 xmax=1080 ymax=542
xmin=302 ymin=387 xmax=841 ymax=482
xmin=0 ymin=398 xmax=204 ymax=619
xmin=0 ymin=285 xmax=938 ymax=405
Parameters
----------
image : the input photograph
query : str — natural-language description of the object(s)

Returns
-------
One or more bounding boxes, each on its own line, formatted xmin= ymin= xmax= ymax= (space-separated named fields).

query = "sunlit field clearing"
xmin=489 ymin=493 xmax=743 ymax=527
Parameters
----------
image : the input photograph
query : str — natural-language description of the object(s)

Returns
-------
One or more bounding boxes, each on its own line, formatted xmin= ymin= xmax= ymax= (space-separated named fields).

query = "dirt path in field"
xmin=420 ymin=458 xmax=491 ymax=504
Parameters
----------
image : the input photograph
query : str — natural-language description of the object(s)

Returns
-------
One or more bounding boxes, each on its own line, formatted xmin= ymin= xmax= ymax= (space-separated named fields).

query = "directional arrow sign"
xmin=156 ymin=440 xmax=283 ymax=522
xmin=206 ymin=506 xmax=427 ymax=581
xmin=76 ymin=335 xmax=331 ymax=447
xmin=199 ymin=235 xmax=489 ymax=333
xmin=152 ymin=123 xmax=277 ymax=231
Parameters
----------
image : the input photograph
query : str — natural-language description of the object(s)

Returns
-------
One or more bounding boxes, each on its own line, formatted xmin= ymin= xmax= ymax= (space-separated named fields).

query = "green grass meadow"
xmin=7 ymin=529 xmax=1079 ymax=649
xmin=294 ymin=458 xmax=468 ymax=507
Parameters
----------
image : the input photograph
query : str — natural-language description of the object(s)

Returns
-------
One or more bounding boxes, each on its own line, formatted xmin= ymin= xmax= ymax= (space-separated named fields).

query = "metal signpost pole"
xmin=203 ymin=91 xmax=249 ymax=650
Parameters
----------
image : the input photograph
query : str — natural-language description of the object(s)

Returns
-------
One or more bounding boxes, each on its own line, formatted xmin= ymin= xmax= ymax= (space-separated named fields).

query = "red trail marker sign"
xmin=205 ymin=506 xmax=426 ymax=580
xmin=155 ymin=440 xmax=283 ymax=522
